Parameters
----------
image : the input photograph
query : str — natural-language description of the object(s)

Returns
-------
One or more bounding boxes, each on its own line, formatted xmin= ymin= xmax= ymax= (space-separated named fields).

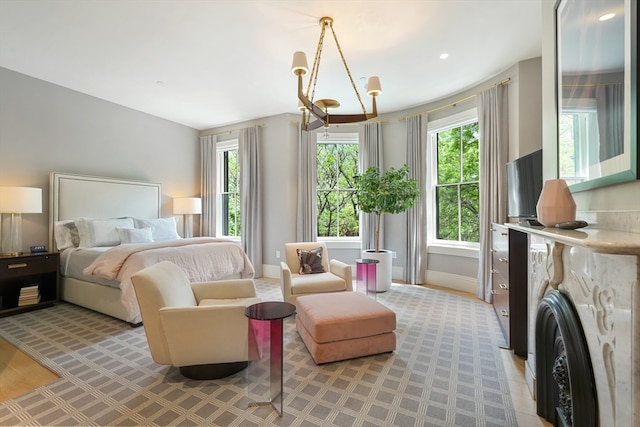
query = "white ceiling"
xmin=0 ymin=0 xmax=542 ymax=130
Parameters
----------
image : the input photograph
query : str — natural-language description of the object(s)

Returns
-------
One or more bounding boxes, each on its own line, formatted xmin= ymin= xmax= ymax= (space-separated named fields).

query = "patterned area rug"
xmin=0 ymin=281 xmax=517 ymax=426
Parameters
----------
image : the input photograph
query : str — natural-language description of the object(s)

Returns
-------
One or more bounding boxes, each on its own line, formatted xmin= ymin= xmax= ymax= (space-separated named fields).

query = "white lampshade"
xmin=366 ymin=76 xmax=382 ymax=96
xmin=0 ymin=186 xmax=42 ymax=255
xmin=291 ymin=51 xmax=309 ymax=76
xmin=0 ymin=186 xmax=42 ymax=213
xmin=173 ymin=197 xmax=202 ymax=215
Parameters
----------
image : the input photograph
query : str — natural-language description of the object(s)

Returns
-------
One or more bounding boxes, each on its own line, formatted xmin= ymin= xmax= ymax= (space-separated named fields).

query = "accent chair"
xmin=131 ymin=261 xmax=260 ymax=380
xmin=280 ymin=242 xmax=353 ymax=306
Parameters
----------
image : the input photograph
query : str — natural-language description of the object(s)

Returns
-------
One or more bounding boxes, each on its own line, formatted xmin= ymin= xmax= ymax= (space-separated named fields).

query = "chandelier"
xmin=291 ymin=16 xmax=382 ymax=131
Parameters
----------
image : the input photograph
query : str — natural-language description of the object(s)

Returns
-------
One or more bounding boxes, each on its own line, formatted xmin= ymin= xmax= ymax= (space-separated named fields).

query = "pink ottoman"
xmin=295 ymin=292 xmax=396 ymax=364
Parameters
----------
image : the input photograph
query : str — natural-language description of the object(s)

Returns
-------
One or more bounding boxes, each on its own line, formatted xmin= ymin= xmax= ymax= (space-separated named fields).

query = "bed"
xmin=49 ymin=172 xmax=254 ymax=325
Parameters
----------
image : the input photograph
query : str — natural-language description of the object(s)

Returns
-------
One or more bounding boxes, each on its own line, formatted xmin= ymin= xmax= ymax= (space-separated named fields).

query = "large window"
xmin=316 ymin=134 xmax=359 ymax=238
xmin=216 ymin=140 xmax=240 ymax=237
xmin=428 ymin=112 xmax=480 ymax=245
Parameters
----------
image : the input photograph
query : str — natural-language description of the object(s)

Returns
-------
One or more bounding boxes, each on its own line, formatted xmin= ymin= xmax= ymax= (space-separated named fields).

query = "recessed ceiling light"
xmin=156 ymin=80 xmax=165 ymax=85
xmin=440 ymin=53 xmax=449 ymax=60
xmin=599 ymin=12 xmax=615 ymax=21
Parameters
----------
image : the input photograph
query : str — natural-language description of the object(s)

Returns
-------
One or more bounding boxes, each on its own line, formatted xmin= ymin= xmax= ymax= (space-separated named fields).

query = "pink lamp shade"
xmin=536 ymin=179 xmax=576 ymax=227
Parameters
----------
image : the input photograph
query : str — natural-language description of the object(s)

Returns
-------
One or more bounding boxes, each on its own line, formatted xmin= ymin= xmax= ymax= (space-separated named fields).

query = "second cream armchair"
xmin=280 ymin=242 xmax=353 ymax=306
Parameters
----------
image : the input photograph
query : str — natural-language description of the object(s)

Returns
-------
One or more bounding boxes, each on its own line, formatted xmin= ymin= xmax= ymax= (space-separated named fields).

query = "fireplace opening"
xmin=535 ymin=289 xmax=598 ymax=426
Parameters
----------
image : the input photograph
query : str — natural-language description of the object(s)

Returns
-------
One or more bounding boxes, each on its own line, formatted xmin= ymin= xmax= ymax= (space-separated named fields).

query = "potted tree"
xmin=355 ymin=164 xmax=420 ymax=291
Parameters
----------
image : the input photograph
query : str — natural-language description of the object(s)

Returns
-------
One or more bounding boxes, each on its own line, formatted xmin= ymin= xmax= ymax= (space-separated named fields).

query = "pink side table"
xmin=244 ymin=301 xmax=296 ymax=416
xmin=355 ymin=258 xmax=379 ymax=299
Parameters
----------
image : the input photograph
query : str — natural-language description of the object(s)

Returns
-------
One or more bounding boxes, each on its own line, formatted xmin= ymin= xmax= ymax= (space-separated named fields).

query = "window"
xmin=428 ymin=111 xmax=480 ymax=245
xmin=558 ymin=99 xmax=599 ymax=185
xmin=316 ymin=133 xmax=359 ymax=238
xmin=216 ymin=140 xmax=240 ymax=237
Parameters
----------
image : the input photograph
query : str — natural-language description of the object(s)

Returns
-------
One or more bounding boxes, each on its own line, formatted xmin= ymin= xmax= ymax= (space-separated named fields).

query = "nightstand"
xmin=0 ymin=252 xmax=59 ymax=317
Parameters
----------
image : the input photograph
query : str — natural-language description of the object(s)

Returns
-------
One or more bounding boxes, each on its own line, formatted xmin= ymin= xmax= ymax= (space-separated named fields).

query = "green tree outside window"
xmin=317 ymin=142 xmax=359 ymax=237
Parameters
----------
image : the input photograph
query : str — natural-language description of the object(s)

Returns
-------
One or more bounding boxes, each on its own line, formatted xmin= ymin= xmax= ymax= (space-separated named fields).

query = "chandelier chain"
xmin=291 ymin=16 xmax=380 ymax=131
xmin=307 ymin=22 xmax=326 ymax=113
xmin=328 ymin=24 xmax=367 ymax=114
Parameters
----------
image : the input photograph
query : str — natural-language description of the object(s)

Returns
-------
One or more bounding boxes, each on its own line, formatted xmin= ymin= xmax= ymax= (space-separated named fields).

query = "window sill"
xmin=317 ymin=238 xmax=361 ymax=250
xmin=219 ymin=236 xmax=241 ymax=244
xmin=427 ymin=244 xmax=479 ymax=259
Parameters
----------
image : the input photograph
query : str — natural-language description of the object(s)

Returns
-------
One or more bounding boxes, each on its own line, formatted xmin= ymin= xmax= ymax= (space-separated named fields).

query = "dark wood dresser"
xmin=490 ymin=223 xmax=527 ymax=356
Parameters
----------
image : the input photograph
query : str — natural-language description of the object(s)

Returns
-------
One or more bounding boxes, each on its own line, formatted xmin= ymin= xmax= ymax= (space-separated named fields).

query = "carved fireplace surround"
xmin=509 ymin=211 xmax=640 ymax=427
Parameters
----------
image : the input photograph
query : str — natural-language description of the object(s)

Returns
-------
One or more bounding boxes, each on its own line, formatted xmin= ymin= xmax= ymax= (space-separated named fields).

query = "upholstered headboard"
xmin=49 ymin=172 xmax=162 ymax=250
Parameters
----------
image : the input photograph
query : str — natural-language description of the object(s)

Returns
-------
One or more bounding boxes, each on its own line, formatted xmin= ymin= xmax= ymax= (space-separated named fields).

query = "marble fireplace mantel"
xmin=508 ymin=222 xmax=640 ymax=427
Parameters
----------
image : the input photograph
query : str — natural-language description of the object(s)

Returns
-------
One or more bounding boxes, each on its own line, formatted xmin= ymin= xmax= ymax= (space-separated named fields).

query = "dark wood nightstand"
xmin=0 ymin=252 xmax=59 ymax=317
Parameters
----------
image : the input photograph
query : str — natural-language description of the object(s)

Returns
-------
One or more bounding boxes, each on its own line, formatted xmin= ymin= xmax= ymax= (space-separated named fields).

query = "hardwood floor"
xmin=0 ymin=336 xmax=59 ymax=403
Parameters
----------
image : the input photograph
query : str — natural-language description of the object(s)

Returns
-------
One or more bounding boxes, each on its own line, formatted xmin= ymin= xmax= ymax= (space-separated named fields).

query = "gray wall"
xmin=0 ymin=67 xmax=201 ymax=250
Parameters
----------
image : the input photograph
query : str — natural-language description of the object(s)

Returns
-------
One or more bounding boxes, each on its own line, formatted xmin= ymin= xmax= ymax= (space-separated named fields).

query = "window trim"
xmin=216 ymin=139 xmax=240 ymax=238
xmin=426 ymin=108 xmax=480 ymax=251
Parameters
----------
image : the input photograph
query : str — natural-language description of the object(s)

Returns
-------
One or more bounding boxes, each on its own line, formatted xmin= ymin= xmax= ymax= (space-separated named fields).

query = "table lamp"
xmin=0 ymin=186 xmax=43 ymax=256
xmin=173 ymin=197 xmax=202 ymax=238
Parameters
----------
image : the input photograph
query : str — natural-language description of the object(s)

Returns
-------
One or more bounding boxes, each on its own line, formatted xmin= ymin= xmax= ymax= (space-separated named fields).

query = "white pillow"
xmin=76 ymin=217 xmax=135 ymax=248
xmin=133 ymin=217 xmax=180 ymax=242
xmin=117 ymin=227 xmax=154 ymax=244
xmin=54 ymin=220 xmax=80 ymax=250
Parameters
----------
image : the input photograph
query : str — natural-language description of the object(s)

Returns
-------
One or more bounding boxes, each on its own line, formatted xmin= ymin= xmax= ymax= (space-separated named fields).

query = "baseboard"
xmin=263 ymin=264 xmax=477 ymax=296
xmin=262 ymin=264 xmax=280 ymax=279
xmin=425 ymin=270 xmax=477 ymax=294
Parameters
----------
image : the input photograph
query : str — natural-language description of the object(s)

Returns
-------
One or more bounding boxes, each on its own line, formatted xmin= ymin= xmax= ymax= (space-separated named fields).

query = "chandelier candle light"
xmin=291 ymin=16 xmax=382 ymax=131
xmin=0 ymin=186 xmax=43 ymax=256
xmin=173 ymin=197 xmax=202 ymax=238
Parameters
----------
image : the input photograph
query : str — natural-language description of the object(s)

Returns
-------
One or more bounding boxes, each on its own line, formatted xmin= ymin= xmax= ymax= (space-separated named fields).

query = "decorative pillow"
xmin=117 ymin=227 xmax=154 ymax=244
xmin=76 ymin=217 xmax=135 ymax=248
xmin=297 ymin=247 xmax=326 ymax=274
xmin=133 ymin=217 xmax=180 ymax=242
xmin=54 ymin=220 xmax=81 ymax=250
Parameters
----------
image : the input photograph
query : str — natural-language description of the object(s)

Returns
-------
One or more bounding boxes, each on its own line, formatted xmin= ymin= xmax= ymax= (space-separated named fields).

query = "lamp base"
xmin=0 ymin=251 xmax=23 ymax=257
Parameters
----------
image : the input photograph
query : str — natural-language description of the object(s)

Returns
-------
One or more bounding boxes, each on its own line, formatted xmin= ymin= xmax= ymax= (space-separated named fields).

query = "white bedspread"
xmin=83 ymin=237 xmax=255 ymax=323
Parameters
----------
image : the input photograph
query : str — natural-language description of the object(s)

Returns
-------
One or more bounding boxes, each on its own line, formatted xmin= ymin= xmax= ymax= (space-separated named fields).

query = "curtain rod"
xmin=201 ymin=123 xmax=265 ymax=137
xmin=398 ymin=77 xmax=511 ymax=121
xmin=290 ymin=120 xmax=388 ymax=126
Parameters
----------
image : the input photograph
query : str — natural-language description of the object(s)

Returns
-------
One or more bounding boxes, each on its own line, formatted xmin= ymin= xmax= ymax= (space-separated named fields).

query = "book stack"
xmin=18 ymin=284 xmax=41 ymax=306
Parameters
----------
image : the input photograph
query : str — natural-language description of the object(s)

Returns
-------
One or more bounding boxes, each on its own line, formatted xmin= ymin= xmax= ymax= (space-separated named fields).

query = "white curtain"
xmin=477 ymin=84 xmax=509 ymax=302
xmin=200 ymin=134 xmax=217 ymax=237
xmin=297 ymin=128 xmax=317 ymax=242
xmin=405 ymin=115 xmax=428 ymax=284
xmin=358 ymin=122 xmax=383 ymax=251
xmin=239 ymin=126 xmax=262 ymax=277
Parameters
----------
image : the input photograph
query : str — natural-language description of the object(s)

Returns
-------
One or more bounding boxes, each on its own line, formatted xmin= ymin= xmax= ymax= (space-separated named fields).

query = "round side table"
xmin=355 ymin=258 xmax=379 ymax=298
xmin=244 ymin=301 xmax=296 ymax=416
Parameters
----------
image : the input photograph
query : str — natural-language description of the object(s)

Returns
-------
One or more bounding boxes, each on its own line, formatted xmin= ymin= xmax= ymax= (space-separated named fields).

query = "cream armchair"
xmin=131 ymin=261 xmax=260 ymax=380
xmin=280 ymin=242 xmax=353 ymax=305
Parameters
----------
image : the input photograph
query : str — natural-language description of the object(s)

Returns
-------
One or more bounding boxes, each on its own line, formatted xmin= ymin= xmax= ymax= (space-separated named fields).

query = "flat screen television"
xmin=506 ymin=149 xmax=543 ymax=220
